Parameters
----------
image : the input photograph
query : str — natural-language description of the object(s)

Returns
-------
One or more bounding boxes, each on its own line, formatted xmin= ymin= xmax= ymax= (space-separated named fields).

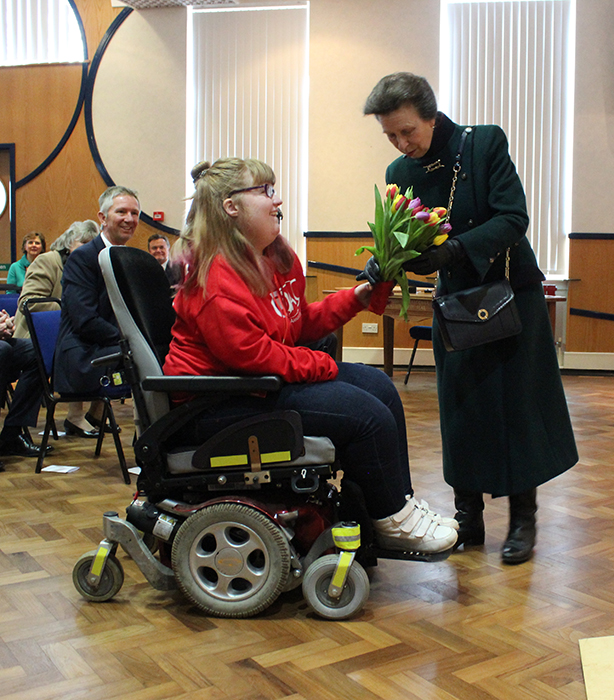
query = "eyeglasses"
xmin=228 ymin=183 xmax=276 ymax=199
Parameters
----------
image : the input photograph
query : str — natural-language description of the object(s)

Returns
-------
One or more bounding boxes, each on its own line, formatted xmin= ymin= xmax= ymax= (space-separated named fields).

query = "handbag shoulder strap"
xmin=444 ymin=126 xmax=511 ymax=282
xmin=446 ymin=126 xmax=473 ymax=217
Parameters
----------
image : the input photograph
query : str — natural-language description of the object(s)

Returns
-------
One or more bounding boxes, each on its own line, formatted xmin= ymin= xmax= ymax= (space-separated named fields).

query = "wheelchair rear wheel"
xmin=302 ymin=554 xmax=369 ymax=620
xmin=171 ymin=503 xmax=292 ymax=618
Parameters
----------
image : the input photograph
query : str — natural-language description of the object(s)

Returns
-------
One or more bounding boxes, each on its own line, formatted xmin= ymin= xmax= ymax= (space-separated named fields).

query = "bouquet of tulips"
xmin=356 ymin=183 xmax=451 ymax=319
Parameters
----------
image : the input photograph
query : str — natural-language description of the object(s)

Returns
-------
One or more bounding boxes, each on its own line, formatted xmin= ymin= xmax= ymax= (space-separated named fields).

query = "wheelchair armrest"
xmin=141 ymin=375 xmax=282 ymax=393
xmin=92 ymin=351 xmax=123 ymax=368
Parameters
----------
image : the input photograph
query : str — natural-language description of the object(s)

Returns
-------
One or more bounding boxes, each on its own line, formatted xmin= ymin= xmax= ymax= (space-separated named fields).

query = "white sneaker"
xmin=373 ymin=496 xmax=458 ymax=553
xmin=411 ymin=496 xmax=459 ymax=530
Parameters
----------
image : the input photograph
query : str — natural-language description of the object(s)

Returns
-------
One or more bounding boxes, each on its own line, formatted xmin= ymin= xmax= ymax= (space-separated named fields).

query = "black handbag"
xmin=433 ymin=274 xmax=522 ymax=352
xmin=432 ymin=127 xmax=522 ymax=352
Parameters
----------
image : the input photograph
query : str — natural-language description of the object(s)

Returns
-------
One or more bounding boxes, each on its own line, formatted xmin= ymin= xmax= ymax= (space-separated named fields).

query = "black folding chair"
xmin=22 ymin=297 xmax=130 ymax=483
xmin=403 ymin=325 xmax=433 ymax=384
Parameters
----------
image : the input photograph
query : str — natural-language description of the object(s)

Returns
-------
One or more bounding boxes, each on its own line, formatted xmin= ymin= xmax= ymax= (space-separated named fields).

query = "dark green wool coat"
xmin=386 ymin=114 xmax=577 ymax=496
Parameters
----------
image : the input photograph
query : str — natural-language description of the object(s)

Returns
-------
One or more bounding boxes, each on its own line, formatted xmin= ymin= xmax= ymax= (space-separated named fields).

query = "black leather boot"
xmin=453 ymin=490 xmax=485 ymax=548
xmin=501 ymin=488 xmax=537 ymax=564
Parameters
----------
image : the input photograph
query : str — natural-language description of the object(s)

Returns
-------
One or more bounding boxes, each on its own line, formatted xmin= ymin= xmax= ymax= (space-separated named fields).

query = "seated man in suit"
xmin=0 ymin=310 xmax=51 ymax=465
xmin=53 ymin=186 xmax=140 ymax=428
xmin=147 ymin=233 xmax=182 ymax=289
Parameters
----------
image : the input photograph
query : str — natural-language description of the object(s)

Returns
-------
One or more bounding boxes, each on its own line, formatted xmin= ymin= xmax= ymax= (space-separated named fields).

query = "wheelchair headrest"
xmin=105 ymin=246 xmax=176 ymax=365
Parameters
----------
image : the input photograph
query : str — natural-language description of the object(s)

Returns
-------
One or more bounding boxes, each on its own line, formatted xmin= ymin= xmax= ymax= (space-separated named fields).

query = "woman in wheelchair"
xmin=163 ymin=157 xmax=458 ymax=555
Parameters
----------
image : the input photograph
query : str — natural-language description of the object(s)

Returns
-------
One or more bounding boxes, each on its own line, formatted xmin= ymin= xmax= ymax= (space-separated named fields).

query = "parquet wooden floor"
xmin=0 ymin=371 xmax=611 ymax=699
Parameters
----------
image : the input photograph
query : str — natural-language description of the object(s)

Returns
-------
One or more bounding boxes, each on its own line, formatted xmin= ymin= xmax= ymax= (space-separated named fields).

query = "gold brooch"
xmin=424 ymin=160 xmax=445 ymax=173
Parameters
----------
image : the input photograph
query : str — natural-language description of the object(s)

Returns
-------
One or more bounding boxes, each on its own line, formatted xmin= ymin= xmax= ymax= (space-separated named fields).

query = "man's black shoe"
xmin=0 ymin=462 xmax=5 ymax=472
xmin=0 ymin=434 xmax=54 ymax=458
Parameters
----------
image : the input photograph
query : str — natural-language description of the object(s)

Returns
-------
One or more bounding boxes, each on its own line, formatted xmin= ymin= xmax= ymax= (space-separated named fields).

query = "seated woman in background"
xmin=14 ymin=220 xmax=103 ymax=438
xmin=7 ymin=231 xmax=46 ymax=289
xmin=163 ymin=157 xmax=458 ymax=555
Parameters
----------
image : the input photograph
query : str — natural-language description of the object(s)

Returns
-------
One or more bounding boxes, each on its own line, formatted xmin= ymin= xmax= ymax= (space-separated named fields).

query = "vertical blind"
xmin=441 ymin=0 xmax=574 ymax=278
xmin=0 ymin=0 xmax=85 ymax=66
xmin=189 ymin=5 xmax=309 ymax=259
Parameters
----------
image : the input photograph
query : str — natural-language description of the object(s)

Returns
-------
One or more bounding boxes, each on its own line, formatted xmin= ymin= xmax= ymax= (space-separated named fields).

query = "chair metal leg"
xmin=107 ymin=403 xmax=130 ymax=485
xmin=94 ymin=402 xmax=109 ymax=457
xmin=35 ymin=406 xmax=56 ymax=474
xmin=403 ymin=340 xmax=420 ymax=385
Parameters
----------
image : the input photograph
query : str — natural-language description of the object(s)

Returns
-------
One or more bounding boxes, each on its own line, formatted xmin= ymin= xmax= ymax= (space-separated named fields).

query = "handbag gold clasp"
xmin=478 ymin=309 xmax=489 ymax=320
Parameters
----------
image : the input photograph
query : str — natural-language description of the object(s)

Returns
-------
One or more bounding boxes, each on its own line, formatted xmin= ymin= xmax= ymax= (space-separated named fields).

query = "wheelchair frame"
xmin=72 ymin=247 xmax=450 ymax=620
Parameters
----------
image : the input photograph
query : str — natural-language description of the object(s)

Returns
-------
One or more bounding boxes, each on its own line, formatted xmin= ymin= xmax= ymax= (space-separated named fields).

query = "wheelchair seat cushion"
xmin=166 ymin=435 xmax=336 ymax=475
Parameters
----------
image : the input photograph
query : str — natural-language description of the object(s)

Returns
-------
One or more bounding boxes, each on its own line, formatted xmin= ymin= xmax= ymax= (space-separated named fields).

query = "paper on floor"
xmin=41 ymin=465 xmax=79 ymax=473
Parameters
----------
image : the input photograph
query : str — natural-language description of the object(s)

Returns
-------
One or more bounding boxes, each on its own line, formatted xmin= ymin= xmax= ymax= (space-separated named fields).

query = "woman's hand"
xmin=354 ymin=282 xmax=373 ymax=308
xmin=0 ymin=311 xmax=14 ymax=340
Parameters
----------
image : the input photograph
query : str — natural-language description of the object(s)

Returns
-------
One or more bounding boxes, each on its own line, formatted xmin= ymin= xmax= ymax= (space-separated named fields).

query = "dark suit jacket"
xmin=164 ymin=261 xmax=183 ymax=290
xmin=53 ymin=235 xmax=120 ymax=394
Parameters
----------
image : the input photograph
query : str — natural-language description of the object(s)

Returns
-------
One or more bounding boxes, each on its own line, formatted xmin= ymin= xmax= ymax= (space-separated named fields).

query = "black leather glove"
xmin=403 ymin=238 xmax=465 ymax=276
xmin=356 ymin=256 xmax=381 ymax=285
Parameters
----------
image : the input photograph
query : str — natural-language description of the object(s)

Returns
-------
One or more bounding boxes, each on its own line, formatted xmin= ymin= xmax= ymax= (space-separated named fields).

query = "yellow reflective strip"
xmin=261 ymin=451 xmax=292 ymax=464
xmin=210 ymin=454 xmax=249 ymax=468
xmin=331 ymin=551 xmax=353 ymax=589
xmin=332 ymin=524 xmax=360 ymax=538
xmin=90 ymin=545 xmax=111 ymax=577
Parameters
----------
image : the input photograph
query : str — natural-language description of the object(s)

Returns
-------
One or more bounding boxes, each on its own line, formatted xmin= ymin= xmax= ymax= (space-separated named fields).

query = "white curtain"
xmin=440 ymin=0 xmax=574 ymax=278
xmin=0 ymin=0 xmax=85 ymax=66
xmin=188 ymin=4 xmax=309 ymax=260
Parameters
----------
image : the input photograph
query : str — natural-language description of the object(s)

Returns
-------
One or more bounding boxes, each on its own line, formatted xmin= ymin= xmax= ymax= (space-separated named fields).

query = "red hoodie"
xmin=163 ymin=253 xmax=365 ymax=384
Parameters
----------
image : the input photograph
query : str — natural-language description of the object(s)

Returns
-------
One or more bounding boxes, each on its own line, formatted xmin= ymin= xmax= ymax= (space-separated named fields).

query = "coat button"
xmin=468 ymin=219 xmax=474 ymax=226
xmin=461 ymin=173 xmax=468 ymax=180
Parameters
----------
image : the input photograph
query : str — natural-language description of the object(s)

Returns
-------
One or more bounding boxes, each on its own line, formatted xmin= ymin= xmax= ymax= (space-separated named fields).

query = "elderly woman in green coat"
xmin=359 ymin=72 xmax=578 ymax=564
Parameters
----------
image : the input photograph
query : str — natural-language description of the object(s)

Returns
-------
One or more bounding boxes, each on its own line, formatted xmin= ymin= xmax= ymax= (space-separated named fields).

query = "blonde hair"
xmin=174 ymin=157 xmax=293 ymax=297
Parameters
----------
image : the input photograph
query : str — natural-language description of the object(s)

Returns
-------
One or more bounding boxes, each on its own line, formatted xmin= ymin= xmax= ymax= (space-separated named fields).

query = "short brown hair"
xmin=364 ymin=72 xmax=437 ymax=120
xmin=21 ymin=231 xmax=46 ymax=254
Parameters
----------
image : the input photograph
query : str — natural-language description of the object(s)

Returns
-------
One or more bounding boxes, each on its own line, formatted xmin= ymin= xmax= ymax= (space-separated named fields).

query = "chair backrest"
xmin=22 ymin=297 xmax=62 ymax=396
xmin=98 ymin=247 xmax=176 ymax=425
xmin=1 ymin=294 xmax=20 ymax=317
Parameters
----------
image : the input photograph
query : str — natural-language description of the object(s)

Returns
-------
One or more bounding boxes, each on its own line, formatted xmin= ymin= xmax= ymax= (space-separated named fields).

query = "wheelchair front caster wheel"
xmin=72 ymin=550 xmax=124 ymax=602
xmin=302 ymin=554 xmax=369 ymax=620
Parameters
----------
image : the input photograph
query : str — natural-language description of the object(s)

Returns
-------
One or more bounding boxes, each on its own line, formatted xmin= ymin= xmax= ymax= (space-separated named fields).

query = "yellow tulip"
xmin=432 ymin=233 xmax=449 ymax=246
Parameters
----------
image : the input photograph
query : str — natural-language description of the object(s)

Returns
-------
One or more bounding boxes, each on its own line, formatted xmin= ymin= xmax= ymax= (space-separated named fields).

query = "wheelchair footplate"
xmin=371 ymin=545 xmax=454 ymax=563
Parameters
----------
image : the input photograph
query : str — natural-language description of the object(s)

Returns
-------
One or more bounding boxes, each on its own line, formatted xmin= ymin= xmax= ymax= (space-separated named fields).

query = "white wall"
xmin=91 ymin=1 xmax=614 ymax=243
xmin=571 ymin=2 xmax=614 ymax=230
xmin=308 ymin=0 xmax=439 ymax=232
xmin=92 ymin=7 xmax=187 ymax=230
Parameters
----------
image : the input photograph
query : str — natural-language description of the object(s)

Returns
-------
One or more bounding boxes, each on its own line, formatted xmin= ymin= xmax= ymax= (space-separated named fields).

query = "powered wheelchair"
xmin=72 ymin=247 xmax=450 ymax=620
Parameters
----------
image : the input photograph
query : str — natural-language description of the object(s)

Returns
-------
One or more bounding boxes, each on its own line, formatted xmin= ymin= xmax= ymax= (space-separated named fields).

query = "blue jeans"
xmin=186 ymin=363 xmax=411 ymax=518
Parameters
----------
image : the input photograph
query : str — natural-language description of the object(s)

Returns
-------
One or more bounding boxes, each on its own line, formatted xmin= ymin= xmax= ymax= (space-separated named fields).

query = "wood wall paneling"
xmin=567 ymin=238 xmax=614 ymax=352
xmin=0 ymin=65 xmax=84 ymax=181
xmin=306 ymin=235 xmax=435 ymax=352
xmin=0 ymin=2 xmax=162 ymax=257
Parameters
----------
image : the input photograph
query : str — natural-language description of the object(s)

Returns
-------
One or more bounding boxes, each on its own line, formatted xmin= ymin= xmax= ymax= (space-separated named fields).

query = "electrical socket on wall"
xmin=362 ymin=323 xmax=379 ymax=334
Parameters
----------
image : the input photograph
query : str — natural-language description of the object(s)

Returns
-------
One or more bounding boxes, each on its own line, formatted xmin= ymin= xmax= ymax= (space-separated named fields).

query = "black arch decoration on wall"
xmin=83 ymin=7 xmax=179 ymax=237
xmin=15 ymin=0 xmax=89 ymax=189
